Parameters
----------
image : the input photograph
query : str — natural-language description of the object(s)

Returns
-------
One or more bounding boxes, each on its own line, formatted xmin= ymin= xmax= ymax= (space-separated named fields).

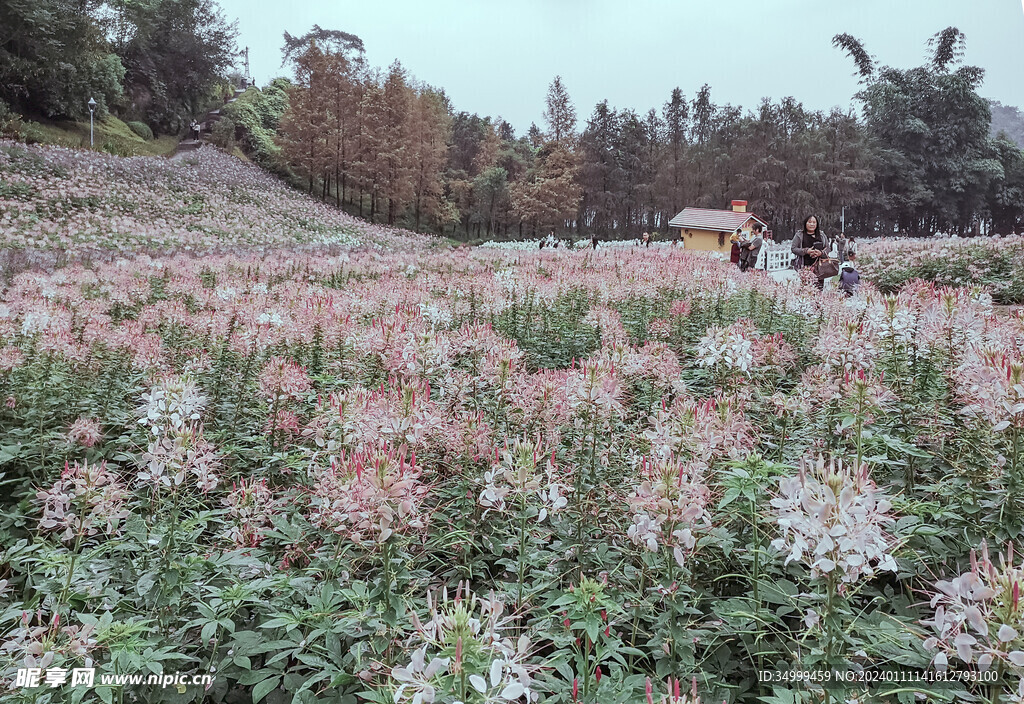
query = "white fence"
xmin=756 ymin=242 xmax=795 ymax=272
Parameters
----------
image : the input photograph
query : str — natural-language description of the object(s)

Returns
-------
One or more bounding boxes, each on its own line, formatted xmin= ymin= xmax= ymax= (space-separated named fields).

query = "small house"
xmin=668 ymin=200 xmax=768 ymax=253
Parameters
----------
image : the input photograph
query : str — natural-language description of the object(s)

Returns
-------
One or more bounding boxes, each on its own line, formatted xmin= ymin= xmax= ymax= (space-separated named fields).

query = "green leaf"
xmin=201 ymin=621 xmax=218 ymax=643
xmin=253 ymin=676 xmax=282 ymax=702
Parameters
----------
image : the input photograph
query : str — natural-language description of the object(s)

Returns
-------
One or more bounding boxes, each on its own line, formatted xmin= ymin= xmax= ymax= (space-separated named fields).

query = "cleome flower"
xmin=36 ymin=460 xmax=130 ymax=544
xmin=0 ymin=610 xmax=98 ymax=673
xmin=769 ymin=456 xmax=897 ymax=583
xmin=307 ymin=442 xmax=428 ymax=545
xmin=956 ymin=348 xmax=1024 ymax=433
xmin=66 ymin=417 xmax=103 ymax=448
xmin=258 ymin=355 xmax=312 ymax=404
xmin=137 ymin=425 xmax=221 ymax=494
xmin=391 ymin=582 xmax=538 ymax=704
xmin=626 ymin=455 xmax=711 ymax=569
xmin=221 ymin=478 xmax=279 ymax=548
xmin=137 ymin=374 xmax=206 ymax=437
xmin=477 ymin=436 xmax=568 ymax=523
xmin=694 ymin=320 xmax=756 ymax=374
xmin=923 ymin=542 xmax=1024 ymax=673
xmin=644 ymin=676 xmax=704 ymax=704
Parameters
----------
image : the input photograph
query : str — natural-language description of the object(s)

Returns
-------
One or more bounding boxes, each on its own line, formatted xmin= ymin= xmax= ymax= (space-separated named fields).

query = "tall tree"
xmin=107 ymin=0 xmax=238 ymax=130
xmin=408 ymin=87 xmax=451 ymax=230
xmin=578 ymin=100 xmax=622 ymax=234
xmin=656 ymin=88 xmax=689 ymax=222
xmin=543 ymin=76 xmax=577 ymax=146
xmin=835 ymin=27 xmax=999 ymax=234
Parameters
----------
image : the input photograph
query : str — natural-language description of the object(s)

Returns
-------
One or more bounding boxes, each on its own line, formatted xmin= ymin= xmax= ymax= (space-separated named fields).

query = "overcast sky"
xmin=216 ymin=0 xmax=1024 ymax=135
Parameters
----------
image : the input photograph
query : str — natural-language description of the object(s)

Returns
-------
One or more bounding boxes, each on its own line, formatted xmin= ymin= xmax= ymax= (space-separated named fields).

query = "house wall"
xmin=675 ymin=227 xmax=732 ymax=252
xmin=673 ymin=216 xmax=759 ymax=253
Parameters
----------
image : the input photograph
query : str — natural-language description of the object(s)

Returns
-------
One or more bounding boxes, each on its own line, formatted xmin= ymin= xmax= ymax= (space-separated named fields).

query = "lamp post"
xmin=88 ymin=97 xmax=97 ymax=148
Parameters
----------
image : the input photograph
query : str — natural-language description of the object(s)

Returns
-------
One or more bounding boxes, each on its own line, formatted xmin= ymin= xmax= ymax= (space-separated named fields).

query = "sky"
xmin=216 ymin=0 xmax=1024 ymax=135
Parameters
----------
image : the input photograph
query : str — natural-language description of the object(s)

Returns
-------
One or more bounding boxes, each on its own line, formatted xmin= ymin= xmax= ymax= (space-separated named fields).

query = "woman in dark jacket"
xmin=791 ymin=215 xmax=830 ymax=289
xmin=730 ymin=229 xmax=742 ymax=266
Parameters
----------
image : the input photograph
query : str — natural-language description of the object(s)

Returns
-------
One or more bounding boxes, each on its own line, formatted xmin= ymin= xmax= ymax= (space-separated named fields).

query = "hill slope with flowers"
xmin=0 ymin=141 xmax=427 ymax=270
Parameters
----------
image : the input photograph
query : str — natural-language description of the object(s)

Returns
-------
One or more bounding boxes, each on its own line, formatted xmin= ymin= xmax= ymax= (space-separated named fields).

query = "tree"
xmin=655 ymin=88 xmax=689 ymax=223
xmin=107 ymin=0 xmax=238 ymax=130
xmin=278 ymin=45 xmax=330 ymax=194
xmin=511 ymin=143 xmax=581 ymax=232
xmin=837 ymin=27 xmax=999 ymax=234
xmin=988 ymin=137 xmax=1024 ymax=234
xmin=0 ymin=0 xmax=124 ymax=119
xmin=409 ymin=87 xmax=451 ymax=230
xmin=578 ymin=101 xmax=622 ymax=234
xmin=543 ymin=76 xmax=577 ymax=146
xmin=282 ymin=25 xmax=364 ymax=66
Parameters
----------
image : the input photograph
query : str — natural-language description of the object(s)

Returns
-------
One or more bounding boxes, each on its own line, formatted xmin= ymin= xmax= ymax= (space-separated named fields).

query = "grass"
xmin=14 ymin=115 xmax=179 ymax=157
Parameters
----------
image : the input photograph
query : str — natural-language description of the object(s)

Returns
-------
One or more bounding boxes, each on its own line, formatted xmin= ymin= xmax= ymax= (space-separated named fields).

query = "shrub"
xmin=222 ymin=82 xmax=289 ymax=173
xmin=0 ymin=99 xmax=24 ymax=139
xmin=210 ymin=118 xmax=236 ymax=150
xmin=126 ymin=120 xmax=154 ymax=141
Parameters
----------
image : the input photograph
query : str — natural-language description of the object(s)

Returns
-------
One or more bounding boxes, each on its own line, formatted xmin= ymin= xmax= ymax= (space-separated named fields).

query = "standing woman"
xmin=730 ymin=229 xmax=742 ymax=267
xmin=792 ymin=215 xmax=831 ymax=289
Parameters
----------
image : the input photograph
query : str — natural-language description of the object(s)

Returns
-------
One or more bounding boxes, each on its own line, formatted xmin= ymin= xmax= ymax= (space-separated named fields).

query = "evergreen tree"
xmin=543 ymin=76 xmax=577 ymax=146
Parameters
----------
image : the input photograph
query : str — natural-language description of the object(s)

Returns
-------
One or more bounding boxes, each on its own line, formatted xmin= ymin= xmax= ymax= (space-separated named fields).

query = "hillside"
xmin=10 ymin=115 xmax=180 ymax=157
xmin=0 ymin=141 xmax=429 ymax=270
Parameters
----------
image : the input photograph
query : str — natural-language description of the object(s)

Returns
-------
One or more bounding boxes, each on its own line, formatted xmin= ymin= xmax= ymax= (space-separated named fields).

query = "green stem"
xmin=517 ymin=497 xmax=529 ymax=604
xmin=59 ymin=531 xmax=84 ymax=607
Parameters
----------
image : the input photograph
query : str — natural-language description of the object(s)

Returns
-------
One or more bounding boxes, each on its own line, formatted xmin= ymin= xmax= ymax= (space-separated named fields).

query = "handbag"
xmin=813 ymin=257 xmax=840 ymax=279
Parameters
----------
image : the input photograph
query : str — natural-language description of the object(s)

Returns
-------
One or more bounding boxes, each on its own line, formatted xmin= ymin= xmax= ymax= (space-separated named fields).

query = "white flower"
xmin=770 ymin=457 xmax=896 ymax=584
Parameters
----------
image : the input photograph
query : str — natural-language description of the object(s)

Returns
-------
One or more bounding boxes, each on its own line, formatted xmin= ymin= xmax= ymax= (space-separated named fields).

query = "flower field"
xmin=2 ymin=146 xmax=1024 ymax=704
xmin=858 ymin=235 xmax=1024 ymax=305
xmin=0 ymin=141 xmax=425 ymax=270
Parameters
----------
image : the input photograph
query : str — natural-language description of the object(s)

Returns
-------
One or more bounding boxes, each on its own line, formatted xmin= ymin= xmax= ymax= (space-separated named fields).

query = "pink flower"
xmin=307 ymin=442 xmax=428 ymax=545
xmin=67 ymin=417 xmax=102 ymax=448
xmin=222 ymin=478 xmax=278 ymax=548
xmin=923 ymin=542 xmax=1024 ymax=673
xmin=626 ymin=455 xmax=711 ymax=568
xmin=258 ymin=356 xmax=312 ymax=403
xmin=36 ymin=460 xmax=130 ymax=543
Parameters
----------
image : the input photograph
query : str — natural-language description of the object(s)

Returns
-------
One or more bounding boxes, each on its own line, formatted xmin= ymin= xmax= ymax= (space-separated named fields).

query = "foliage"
xmin=210 ymin=118 xmax=236 ymax=151
xmin=221 ymin=82 xmax=290 ymax=172
xmin=5 ymin=115 xmax=177 ymax=157
xmin=859 ymin=235 xmax=1024 ymax=304
xmin=126 ymin=121 xmax=154 ymax=142
xmin=0 ymin=0 xmax=125 ymax=120
xmin=990 ymin=101 xmax=1024 ymax=150
xmin=105 ymin=0 xmax=239 ymax=132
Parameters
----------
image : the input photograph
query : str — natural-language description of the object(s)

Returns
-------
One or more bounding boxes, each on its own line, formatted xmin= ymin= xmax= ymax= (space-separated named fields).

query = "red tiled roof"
xmin=668 ymin=207 xmax=767 ymax=232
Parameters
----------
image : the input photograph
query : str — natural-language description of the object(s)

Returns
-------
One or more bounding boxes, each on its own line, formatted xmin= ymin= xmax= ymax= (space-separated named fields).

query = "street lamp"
xmin=88 ymin=97 xmax=97 ymax=148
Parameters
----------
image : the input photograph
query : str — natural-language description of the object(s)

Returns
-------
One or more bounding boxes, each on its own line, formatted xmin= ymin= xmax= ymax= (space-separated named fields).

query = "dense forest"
xmin=0 ymin=0 xmax=237 ymax=132
xmin=2 ymin=4 xmax=1022 ymax=241
xmin=256 ymin=26 xmax=1024 ymax=241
